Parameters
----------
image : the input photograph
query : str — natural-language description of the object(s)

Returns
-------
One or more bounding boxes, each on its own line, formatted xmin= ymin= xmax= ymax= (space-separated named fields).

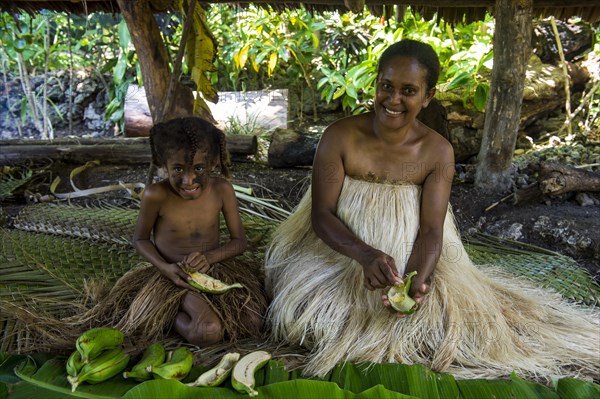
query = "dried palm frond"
xmin=465 ymin=232 xmax=600 ymax=306
xmin=0 ymin=167 xmax=32 ymax=200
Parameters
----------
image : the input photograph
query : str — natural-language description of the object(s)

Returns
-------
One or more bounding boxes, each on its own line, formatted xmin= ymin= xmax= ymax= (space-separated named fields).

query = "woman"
xmin=264 ymin=39 xmax=599 ymax=380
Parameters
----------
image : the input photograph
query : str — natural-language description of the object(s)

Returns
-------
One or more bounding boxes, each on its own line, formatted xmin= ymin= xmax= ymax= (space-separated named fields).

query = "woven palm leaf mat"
xmin=6 ymin=203 xmax=599 ymax=305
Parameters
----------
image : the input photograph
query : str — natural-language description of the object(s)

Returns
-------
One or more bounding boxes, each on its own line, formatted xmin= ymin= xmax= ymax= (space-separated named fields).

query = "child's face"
xmin=165 ymin=149 xmax=214 ymax=200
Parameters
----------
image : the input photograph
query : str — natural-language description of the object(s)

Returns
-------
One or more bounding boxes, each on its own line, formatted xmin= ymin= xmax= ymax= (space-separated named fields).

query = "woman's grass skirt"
xmin=264 ymin=176 xmax=600 ymax=380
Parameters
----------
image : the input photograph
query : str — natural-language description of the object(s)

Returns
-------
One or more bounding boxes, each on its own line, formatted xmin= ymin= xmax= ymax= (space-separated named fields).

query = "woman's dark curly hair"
xmin=149 ymin=117 xmax=230 ymax=178
xmin=377 ymin=39 xmax=440 ymax=91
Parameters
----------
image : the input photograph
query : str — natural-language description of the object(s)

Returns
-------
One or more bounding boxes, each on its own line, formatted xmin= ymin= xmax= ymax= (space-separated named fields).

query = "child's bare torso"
xmin=153 ymin=179 xmax=222 ymax=263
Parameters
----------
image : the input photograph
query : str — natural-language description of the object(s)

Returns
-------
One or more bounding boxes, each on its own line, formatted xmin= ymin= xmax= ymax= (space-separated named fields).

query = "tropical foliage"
xmin=1 ymin=352 xmax=599 ymax=399
xmin=2 ymin=5 xmax=599 ymax=134
xmin=1 ymin=5 xmax=501 ymax=134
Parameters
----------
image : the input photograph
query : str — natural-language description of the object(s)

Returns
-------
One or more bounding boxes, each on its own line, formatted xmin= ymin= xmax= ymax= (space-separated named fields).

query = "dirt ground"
xmin=3 ymin=155 xmax=599 ymax=281
xmin=226 ymin=161 xmax=600 ymax=279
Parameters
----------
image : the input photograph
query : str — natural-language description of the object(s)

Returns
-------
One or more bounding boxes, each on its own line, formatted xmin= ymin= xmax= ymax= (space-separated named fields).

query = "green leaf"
xmin=510 ymin=373 xmax=559 ymax=399
xmin=473 ymin=82 xmax=489 ymax=112
xmin=457 ymin=378 xmax=514 ymax=399
xmin=556 ymin=378 xmax=600 ymax=399
xmin=263 ymin=361 xmax=289 ymax=385
xmin=113 ymin=54 xmax=127 ymax=86
xmin=0 ymin=353 xmax=27 ymax=384
xmin=12 ymin=357 xmax=137 ymax=399
xmin=330 ymin=363 xmax=458 ymax=398
xmin=345 ymin=84 xmax=358 ymax=101
xmin=0 ymin=381 xmax=8 ymax=398
xmin=14 ymin=38 xmax=26 ymax=53
xmin=118 ymin=20 xmax=130 ymax=50
xmin=447 ymin=72 xmax=472 ymax=90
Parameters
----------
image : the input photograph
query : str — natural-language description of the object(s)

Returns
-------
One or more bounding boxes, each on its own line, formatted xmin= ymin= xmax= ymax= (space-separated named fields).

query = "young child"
xmin=126 ymin=116 xmax=266 ymax=345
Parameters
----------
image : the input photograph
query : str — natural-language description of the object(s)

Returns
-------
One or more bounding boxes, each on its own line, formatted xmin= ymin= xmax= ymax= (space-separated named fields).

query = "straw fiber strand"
xmin=264 ymin=176 xmax=600 ymax=381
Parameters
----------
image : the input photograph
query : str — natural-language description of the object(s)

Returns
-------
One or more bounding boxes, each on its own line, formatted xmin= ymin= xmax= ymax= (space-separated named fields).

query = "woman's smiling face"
xmin=374 ymin=55 xmax=434 ymax=131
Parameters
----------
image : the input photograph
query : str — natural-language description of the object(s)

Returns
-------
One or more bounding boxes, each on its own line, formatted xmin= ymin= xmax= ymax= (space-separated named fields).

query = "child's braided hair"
xmin=149 ymin=117 xmax=230 ymax=178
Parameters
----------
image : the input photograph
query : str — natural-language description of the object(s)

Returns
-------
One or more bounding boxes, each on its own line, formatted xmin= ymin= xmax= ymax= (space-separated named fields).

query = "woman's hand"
xmin=181 ymin=252 xmax=210 ymax=273
xmin=361 ymin=249 xmax=402 ymax=290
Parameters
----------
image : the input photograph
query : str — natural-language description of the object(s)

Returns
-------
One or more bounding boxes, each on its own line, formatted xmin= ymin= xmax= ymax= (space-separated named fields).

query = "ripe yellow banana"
xmin=123 ymin=342 xmax=166 ymax=381
xmin=147 ymin=347 xmax=193 ymax=381
xmin=66 ymin=350 xmax=84 ymax=377
xmin=231 ymin=350 xmax=271 ymax=397
xmin=76 ymin=327 xmax=125 ymax=363
xmin=67 ymin=348 xmax=130 ymax=392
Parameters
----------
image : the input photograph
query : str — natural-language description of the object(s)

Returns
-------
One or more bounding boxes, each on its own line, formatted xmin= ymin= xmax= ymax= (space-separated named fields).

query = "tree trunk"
xmin=268 ymin=128 xmax=319 ymax=168
xmin=474 ymin=0 xmax=532 ymax=193
xmin=116 ymin=0 xmax=193 ymax=123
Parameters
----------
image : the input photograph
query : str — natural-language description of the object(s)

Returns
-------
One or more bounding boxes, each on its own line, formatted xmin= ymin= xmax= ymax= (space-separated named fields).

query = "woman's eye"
xmin=403 ymin=87 xmax=416 ymax=95
xmin=381 ymin=83 xmax=393 ymax=91
xmin=174 ymin=167 xmax=183 ymax=173
xmin=195 ymin=166 xmax=205 ymax=173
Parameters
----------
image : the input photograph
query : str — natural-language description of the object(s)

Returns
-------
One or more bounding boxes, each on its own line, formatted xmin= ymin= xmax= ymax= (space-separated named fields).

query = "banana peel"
xmin=186 ymin=271 xmax=243 ymax=294
xmin=231 ymin=350 xmax=271 ymax=397
xmin=187 ymin=352 xmax=240 ymax=387
xmin=387 ymin=271 xmax=418 ymax=314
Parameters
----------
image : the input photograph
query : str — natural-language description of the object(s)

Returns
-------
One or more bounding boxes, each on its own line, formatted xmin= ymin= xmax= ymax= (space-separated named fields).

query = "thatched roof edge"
xmin=1 ymin=1 xmax=599 ymax=23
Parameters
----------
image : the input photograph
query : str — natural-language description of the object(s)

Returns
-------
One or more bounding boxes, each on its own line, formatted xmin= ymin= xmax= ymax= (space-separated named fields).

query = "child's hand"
xmin=160 ymin=263 xmax=192 ymax=289
xmin=181 ymin=252 xmax=210 ymax=273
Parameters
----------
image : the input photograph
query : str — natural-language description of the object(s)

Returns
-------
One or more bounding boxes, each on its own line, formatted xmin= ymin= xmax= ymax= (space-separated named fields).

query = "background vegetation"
xmin=0 ymin=5 xmax=598 ymax=138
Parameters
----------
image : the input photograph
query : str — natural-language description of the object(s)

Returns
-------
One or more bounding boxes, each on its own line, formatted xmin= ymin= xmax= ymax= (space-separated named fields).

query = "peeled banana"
xmin=147 ymin=347 xmax=193 ymax=380
xmin=66 ymin=350 xmax=85 ymax=377
xmin=185 ymin=270 xmax=243 ymax=294
xmin=187 ymin=352 xmax=240 ymax=387
xmin=76 ymin=327 xmax=125 ymax=363
xmin=67 ymin=348 xmax=130 ymax=392
xmin=387 ymin=271 xmax=418 ymax=314
xmin=123 ymin=342 xmax=166 ymax=381
xmin=231 ymin=350 xmax=271 ymax=397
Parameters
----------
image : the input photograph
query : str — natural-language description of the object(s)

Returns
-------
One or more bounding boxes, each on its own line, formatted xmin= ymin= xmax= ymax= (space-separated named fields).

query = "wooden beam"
xmin=0 ymin=136 xmax=258 ymax=165
xmin=205 ymin=1 xmax=600 ymax=7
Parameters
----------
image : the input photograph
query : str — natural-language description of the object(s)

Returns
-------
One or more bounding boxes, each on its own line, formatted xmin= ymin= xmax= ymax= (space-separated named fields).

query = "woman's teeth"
xmin=385 ymin=107 xmax=404 ymax=115
xmin=182 ymin=187 xmax=198 ymax=192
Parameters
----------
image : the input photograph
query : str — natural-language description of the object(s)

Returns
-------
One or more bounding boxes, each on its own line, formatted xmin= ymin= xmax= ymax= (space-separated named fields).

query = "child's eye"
xmin=174 ymin=167 xmax=183 ymax=173
xmin=403 ymin=87 xmax=417 ymax=95
xmin=195 ymin=166 xmax=205 ymax=173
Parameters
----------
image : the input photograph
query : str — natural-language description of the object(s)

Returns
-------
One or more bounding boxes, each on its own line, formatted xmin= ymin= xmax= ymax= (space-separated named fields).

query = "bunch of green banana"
xmin=187 ymin=352 xmax=240 ymax=387
xmin=123 ymin=342 xmax=166 ymax=381
xmin=66 ymin=350 xmax=85 ymax=377
xmin=231 ymin=351 xmax=271 ymax=397
xmin=76 ymin=327 xmax=125 ymax=363
xmin=147 ymin=347 xmax=193 ymax=380
xmin=67 ymin=348 xmax=130 ymax=392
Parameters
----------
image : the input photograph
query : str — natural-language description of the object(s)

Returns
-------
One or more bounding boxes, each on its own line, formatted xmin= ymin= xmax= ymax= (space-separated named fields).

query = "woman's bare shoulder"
xmin=321 ymin=113 xmax=373 ymax=145
xmin=420 ymin=123 xmax=454 ymax=162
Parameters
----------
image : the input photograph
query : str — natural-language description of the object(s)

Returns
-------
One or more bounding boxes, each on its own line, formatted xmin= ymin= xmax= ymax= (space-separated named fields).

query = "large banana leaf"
xmin=2 ymin=353 xmax=598 ymax=399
